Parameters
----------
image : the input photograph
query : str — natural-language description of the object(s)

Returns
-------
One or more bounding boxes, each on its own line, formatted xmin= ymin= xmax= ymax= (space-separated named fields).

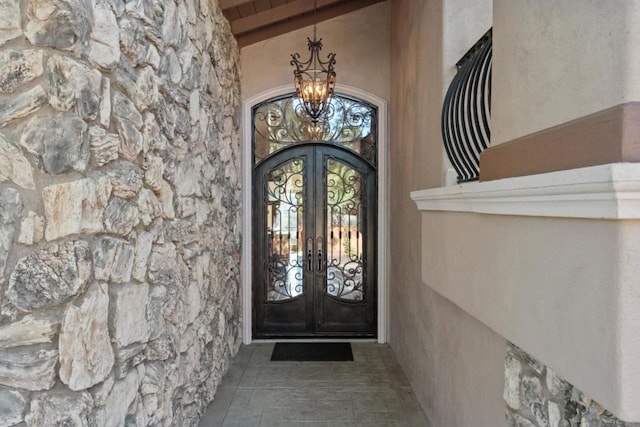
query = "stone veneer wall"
xmin=504 ymin=343 xmax=638 ymax=427
xmin=0 ymin=0 xmax=241 ymax=425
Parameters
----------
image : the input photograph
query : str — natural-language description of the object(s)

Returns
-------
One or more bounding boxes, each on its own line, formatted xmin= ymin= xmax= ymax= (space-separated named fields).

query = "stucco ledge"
xmin=411 ymin=162 xmax=640 ymax=220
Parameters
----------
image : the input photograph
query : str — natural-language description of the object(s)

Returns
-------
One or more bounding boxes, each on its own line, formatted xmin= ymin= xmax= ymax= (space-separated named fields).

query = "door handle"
xmin=317 ymin=236 xmax=324 ymax=273
xmin=306 ymin=237 xmax=313 ymax=273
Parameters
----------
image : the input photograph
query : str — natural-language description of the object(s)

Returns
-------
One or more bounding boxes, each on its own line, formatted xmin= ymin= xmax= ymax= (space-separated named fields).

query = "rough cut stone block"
xmin=25 ymin=0 xmax=91 ymax=49
xmin=0 ymin=386 xmax=26 ymax=426
xmin=59 ymin=282 xmax=114 ymax=391
xmin=548 ymin=401 xmax=561 ymax=427
xmin=113 ymin=342 xmax=146 ymax=379
xmin=167 ymin=219 xmax=199 ymax=245
xmin=504 ymin=352 xmax=522 ymax=410
xmin=137 ymin=188 xmax=162 ymax=226
xmin=144 ymin=334 xmax=174 ymax=362
xmin=94 ymin=366 xmax=143 ymax=427
xmin=113 ymin=91 xmax=143 ymax=128
xmin=47 ymin=55 xmax=102 ymax=119
xmin=87 ymin=0 xmax=120 ymax=69
xmin=148 ymin=244 xmax=179 ymax=287
xmin=115 ymin=117 xmax=144 ymax=161
xmin=132 ymin=231 xmax=153 ymax=282
xmin=8 ymin=240 xmax=92 ymax=311
xmin=142 ymin=113 xmax=165 ymax=152
xmin=89 ymin=372 xmax=114 ymax=407
xmin=0 ymin=187 xmax=22 ymax=278
xmin=157 ymin=179 xmax=175 ymax=220
xmin=0 ymin=188 xmax=22 ymax=224
xmin=0 ymin=50 xmax=44 ymax=93
xmin=174 ymin=156 xmax=203 ymax=197
xmin=105 ymin=160 xmax=143 ymax=199
xmin=105 ymin=0 xmax=124 ymax=17
xmin=146 ymin=285 xmax=167 ymax=342
xmin=0 ymin=85 xmax=46 ymax=128
xmin=545 ymin=368 xmax=564 ymax=396
xmin=143 ymin=154 xmax=164 ymax=191
xmin=25 ymin=391 xmax=93 ymax=427
xmin=0 ymin=132 xmax=35 ymax=190
xmin=93 ymin=236 xmax=134 ymax=283
xmin=103 ymin=197 xmax=139 ymax=236
xmin=522 ymin=374 xmax=544 ymax=407
xmin=0 ymin=314 xmax=58 ymax=348
xmin=151 ymin=95 xmax=176 ymax=140
xmin=21 ymin=113 xmax=90 ymax=174
xmin=145 ymin=45 xmax=161 ymax=70
xmin=507 ymin=412 xmax=536 ymax=427
xmin=18 ymin=211 xmax=44 ymax=245
xmin=0 ymin=344 xmax=58 ymax=391
xmin=0 ymin=0 xmax=22 ymax=46
xmin=134 ymin=66 xmax=159 ymax=111
xmin=89 ymin=126 xmax=119 ymax=167
xmin=110 ymin=282 xmax=150 ymax=348
xmin=186 ymin=281 xmax=201 ymax=325
xmin=42 ymin=177 xmax=112 ymax=241
xmin=100 ymin=76 xmax=111 ymax=127
xmin=119 ymin=17 xmax=147 ymax=66
xmin=176 ymin=197 xmax=196 ymax=218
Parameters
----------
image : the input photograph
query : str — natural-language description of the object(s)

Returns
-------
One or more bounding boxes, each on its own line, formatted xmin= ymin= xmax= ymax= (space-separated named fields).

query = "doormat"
xmin=270 ymin=342 xmax=354 ymax=361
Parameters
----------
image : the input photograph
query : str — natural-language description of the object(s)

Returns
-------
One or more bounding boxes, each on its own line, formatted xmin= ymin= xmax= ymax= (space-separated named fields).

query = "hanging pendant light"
xmin=290 ymin=0 xmax=336 ymax=123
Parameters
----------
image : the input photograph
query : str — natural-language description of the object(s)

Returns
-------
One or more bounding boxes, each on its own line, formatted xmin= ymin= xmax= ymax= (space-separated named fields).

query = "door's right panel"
xmin=315 ymin=148 xmax=377 ymax=335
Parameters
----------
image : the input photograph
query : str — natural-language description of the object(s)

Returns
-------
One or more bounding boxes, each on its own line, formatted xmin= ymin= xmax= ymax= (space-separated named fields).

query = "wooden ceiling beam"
xmin=231 ymin=0 xmax=344 ymax=35
xmin=220 ymin=0 xmax=254 ymax=10
xmin=236 ymin=0 xmax=385 ymax=48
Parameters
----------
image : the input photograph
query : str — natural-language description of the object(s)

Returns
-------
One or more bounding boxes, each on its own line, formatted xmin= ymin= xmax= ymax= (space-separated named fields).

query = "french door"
xmin=253 ymin=144 xmax=377 ymax=338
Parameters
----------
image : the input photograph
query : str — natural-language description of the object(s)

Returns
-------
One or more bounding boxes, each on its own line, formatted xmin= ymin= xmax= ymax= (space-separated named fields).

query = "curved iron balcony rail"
xmin=442 ymin=29 xmax=492 ymax=183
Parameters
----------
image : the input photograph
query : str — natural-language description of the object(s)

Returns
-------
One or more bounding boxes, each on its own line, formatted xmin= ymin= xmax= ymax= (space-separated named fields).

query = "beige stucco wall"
xmin=240 ymin=2 xmax=390 ymax=101
xmin=419 ymin=210 xmax=640 ymax=421
xmin=492 ymin=0 xmax=640 ymax=145
xmin=389 ymin=0 xmax=505 ymax=425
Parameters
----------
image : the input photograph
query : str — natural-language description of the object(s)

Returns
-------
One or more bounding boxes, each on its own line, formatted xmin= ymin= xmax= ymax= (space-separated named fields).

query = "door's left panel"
xmin=253 ymin=147 xmax=314 ymax=338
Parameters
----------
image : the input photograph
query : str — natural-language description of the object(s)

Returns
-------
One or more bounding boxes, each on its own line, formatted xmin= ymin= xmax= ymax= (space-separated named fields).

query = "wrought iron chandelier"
xmin=290 ymin=0 xmax=336 ymax=123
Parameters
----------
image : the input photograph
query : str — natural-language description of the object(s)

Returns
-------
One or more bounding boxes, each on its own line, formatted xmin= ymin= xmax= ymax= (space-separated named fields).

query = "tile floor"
xmin=199 ymin=342 xmax=431 ymax=427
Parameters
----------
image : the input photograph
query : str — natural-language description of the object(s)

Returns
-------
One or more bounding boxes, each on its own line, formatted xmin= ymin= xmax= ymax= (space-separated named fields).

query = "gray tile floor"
xmin=199 ymin=342 xmax=431 ymax=427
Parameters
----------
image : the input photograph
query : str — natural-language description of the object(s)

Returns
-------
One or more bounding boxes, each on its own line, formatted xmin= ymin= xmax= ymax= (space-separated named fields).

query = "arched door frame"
xmin=242 ymin=84 xmax=388 ymax=344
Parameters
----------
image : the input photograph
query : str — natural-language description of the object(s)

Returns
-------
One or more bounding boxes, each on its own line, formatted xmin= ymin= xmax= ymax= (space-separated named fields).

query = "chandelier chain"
xmin=313 ymin=0 xmax=317 ymax=41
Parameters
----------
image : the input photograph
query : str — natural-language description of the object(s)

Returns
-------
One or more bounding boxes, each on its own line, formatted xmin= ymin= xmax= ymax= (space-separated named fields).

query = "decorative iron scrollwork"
xmin=264 ymin=158 xmax=306 ymax=301
xmin=254 ymin=94 xmax=377 ymax=166
xmin=325 ymin=157 xmax=364 ymax=302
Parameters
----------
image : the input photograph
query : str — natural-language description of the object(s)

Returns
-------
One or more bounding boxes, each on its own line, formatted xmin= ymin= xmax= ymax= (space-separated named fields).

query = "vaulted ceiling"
xmin=221 ymin=0 xmax=386 ymax=47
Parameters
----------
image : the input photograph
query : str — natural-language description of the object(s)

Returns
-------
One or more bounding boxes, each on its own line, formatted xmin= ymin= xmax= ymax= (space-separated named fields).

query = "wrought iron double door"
xmin=253 ymin=144 xmax=377 ymax=338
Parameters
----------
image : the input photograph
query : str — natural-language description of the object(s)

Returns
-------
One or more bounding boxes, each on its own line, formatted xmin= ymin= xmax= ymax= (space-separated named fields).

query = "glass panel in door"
xmin=325 ymin=157 xmax=365 ymax=302
xmin=264 ymin=158 xmax=305 ymax=302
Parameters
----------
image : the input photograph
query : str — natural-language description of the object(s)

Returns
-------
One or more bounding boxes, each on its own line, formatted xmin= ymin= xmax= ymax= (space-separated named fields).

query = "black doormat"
xmin=270 ymin=342 xmax=354 ymax=361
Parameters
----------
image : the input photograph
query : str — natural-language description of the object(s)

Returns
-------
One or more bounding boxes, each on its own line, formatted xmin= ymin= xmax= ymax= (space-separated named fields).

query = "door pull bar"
xmin=306 ymin=237 xmax=313 ymax=272
xmin=317 ymin=236 xmax=324 ymax=273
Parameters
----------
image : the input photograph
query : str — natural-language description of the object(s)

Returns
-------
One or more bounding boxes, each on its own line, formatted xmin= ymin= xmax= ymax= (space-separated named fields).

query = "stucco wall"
xmin=389 ymin=0 xmax=505 ymax=425
xmin=240 ymin=2 xmax=390 ymax=101
xmin=492 ymin=0 xmax=640 ymax=145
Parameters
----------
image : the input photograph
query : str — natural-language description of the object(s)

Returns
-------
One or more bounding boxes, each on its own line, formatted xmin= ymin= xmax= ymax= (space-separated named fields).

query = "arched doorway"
xmin=251 ymin=93 xmax=379 ymax=338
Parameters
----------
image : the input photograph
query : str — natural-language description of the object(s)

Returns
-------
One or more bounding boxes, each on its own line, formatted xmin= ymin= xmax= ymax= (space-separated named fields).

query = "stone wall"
xmin=505 ymin=343 xmax=639 ymax=427
xmin=0 ymin=0 xmax=241 ymax=425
